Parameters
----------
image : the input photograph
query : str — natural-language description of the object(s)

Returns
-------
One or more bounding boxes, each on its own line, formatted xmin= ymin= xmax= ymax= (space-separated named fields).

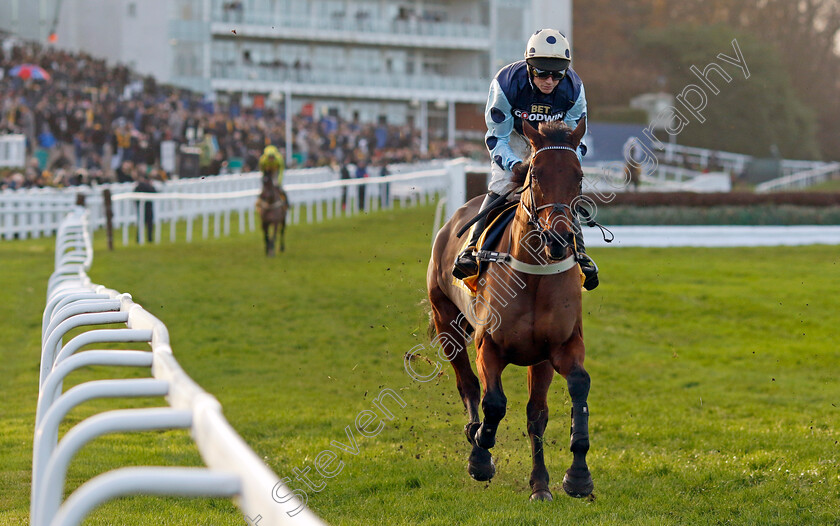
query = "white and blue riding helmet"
xmin=524 ymin=29 xmax=571 ymax=78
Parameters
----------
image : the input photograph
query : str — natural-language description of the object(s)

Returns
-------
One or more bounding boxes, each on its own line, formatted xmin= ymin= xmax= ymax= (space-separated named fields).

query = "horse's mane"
xmin=539 ymin=120 xmax=575 ymax=146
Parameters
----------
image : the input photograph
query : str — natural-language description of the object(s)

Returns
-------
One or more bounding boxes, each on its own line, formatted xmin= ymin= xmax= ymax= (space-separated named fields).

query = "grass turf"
xmin=1 ymin=204 xmax=838 ymax=525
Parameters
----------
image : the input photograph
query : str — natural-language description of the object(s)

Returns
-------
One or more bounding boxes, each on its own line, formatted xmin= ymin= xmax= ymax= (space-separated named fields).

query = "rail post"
xmin=103 ymin=189 xmax=113 ymax=251
xmin=445 ymin=158 xmax=466 ymax=221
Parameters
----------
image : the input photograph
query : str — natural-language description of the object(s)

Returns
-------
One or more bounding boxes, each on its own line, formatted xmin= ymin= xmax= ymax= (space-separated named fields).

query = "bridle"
xmin=520 ymin=145 xmax=581 ymax=260
xmin=472 ymin=143 xmax=613 ymax=275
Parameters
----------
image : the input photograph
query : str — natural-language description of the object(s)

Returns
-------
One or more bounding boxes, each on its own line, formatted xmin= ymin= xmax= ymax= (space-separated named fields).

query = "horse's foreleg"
xmin=262 ymin=220 xmax=272 ymax=256
xmin=553 ymin=335 xmax=593 ymax=498
xmin=526 ymin=361 xmax=554 ymax=501
xmin=270 ymin=221 xmax=279 ymax=257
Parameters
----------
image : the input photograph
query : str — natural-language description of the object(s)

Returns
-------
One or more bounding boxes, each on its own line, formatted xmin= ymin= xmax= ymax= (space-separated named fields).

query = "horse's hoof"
xmin=468 ymin=449 xmax=495 ymax=481
xmin=468 ymin=458 xmax=495 ymax=481
xmin=474 ymin=426 xmax=495 ymax=450
xmin=562 ymin=470 xmax=594 ymax=498
xmin=530 ymin=489 xmax=553 ymax=502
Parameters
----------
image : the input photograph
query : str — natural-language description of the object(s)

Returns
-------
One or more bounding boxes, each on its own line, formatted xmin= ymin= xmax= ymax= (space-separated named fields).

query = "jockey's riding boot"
xmin=453 ymin=193 xmax=499 ymax=279
xmin=574 ymin=224 xmax=599 ymax=291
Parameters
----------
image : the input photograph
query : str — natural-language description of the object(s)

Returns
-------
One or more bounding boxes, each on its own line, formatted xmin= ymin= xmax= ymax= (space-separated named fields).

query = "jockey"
xmin=258 ymin=144 xmax=288 ymax=204
xmin=452 ymin=28 xmax=599 ymax=290
xmin=259 ymin=145 xmax=285 ymax=185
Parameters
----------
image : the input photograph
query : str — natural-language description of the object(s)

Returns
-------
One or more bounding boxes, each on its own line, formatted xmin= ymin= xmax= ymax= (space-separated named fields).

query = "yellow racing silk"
xmin=259 ymin=145 xmax=285 ymax=185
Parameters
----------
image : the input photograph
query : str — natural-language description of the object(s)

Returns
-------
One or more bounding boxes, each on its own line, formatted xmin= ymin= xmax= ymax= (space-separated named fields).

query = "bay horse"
xmin=427 ymin=118 xmax=593 ymax=501
xmin=257 ymin=172 xmax=288 ymax=256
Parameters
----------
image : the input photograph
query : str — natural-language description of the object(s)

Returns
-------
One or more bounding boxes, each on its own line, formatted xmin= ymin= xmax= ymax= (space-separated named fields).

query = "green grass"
xmin=798 ymin=177 xmax=840 ymax=192
xmin=1 ymin=205 xmax=839 ymax=525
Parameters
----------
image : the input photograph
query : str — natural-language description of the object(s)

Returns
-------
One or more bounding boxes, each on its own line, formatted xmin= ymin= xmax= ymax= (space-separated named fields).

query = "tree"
xmin=573 ymin=0 xmax=661 ymax=107
xmin=638 ymin=24 xmax=820 ymax=159
xmin=575 ymin=0 xmax=840 ymax=159
xmin=653 ymin=0 xmax=840 ymax=160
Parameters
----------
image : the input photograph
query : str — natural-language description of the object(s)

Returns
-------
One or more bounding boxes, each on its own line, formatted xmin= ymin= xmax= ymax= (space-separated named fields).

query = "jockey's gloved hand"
xmin=512 ymin=160 xmax=530 ymax=185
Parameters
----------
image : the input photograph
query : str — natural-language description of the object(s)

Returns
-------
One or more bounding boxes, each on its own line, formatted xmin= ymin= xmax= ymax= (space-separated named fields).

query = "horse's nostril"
xmin=546 ymin=235 xmax=573 ymax=260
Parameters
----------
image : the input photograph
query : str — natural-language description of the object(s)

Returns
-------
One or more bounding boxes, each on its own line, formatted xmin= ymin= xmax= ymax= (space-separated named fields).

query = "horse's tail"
xmin=427 ymin=311 xmax=437 ymax=341
xmin=417 ymin=297 xmax=436 ymax=341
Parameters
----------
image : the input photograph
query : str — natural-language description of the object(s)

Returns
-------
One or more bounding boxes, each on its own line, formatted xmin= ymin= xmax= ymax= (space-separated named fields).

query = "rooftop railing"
xmin=211 ymin=10 xmax=489 ymax=41
xmin=210 ymin=64 xmax=487 ymax=98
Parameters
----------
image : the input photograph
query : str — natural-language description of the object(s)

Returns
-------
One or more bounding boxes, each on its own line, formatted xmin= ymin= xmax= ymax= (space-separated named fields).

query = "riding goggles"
xmin=532 ymin=67 xmax=567 ymax=80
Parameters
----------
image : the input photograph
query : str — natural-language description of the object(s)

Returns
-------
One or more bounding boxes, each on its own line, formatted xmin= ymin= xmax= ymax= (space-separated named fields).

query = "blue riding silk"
xmin=485 ymin=60 xmax=588 ymax=169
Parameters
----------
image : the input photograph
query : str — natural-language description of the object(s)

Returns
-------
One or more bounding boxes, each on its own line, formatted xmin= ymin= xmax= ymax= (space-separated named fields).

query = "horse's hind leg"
xmin=428 ymin=286 xmax=490 ymax=480
xmin=473 ymin=336 xmax=508 ymax=469
xmin=280 ymin=220 xmax=286 ymax=252
xmin=552 ymin=335 xmax=594 ymax=498
xmin=527 ymin=361 xmax=554 ymax=501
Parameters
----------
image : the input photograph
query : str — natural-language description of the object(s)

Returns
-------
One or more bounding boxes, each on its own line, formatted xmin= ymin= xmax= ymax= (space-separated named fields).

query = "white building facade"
xmin=2 ymin=0 xmax=572 ymax=141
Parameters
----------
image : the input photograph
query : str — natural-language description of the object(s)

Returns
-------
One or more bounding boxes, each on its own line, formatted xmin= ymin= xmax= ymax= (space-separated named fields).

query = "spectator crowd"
xmin=0 ymin=35 xmax=480 ymax=191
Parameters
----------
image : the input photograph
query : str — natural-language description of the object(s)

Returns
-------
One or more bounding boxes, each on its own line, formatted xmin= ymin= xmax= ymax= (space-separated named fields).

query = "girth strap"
xmin=475 ymin=250 xmax=578 ymax=276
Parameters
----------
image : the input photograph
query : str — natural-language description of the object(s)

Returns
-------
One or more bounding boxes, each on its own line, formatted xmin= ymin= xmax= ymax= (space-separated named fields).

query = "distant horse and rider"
xmin=256 ymin=145 xmax=288 ymax=256
xmin=428 ymin=118 xmax=604 ymax=501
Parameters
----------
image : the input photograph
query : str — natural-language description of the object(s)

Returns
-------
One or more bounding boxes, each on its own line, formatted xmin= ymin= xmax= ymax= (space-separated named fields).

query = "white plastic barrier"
xmin=656 ymin=142 xmax=751 ymax=175
xmin=113 ymin=161 xmax=456 ymax=244
xmin=656 ymin=142 xmax=832 ymax=179
xmin=0 ymin=161 xmax=459 ymax=242
xmin=32 ymin=207 xmax=325 ymax=526
xmin=581 ymin=165 xmax=731 ymax=193
xmin=755 ymin=163 xmax=840 ymax=193
xmin=0 ymin=134 xmax=26 ymax=168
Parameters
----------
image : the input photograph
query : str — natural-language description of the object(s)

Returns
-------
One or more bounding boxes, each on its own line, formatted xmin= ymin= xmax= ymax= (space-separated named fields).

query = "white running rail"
xmin=32 ymin=207 xmax=325 ymax=526
xmin=1 ymin=161 xmax=466 ymax=242
xmin=755 ymin=163 xmax=840 ymax=193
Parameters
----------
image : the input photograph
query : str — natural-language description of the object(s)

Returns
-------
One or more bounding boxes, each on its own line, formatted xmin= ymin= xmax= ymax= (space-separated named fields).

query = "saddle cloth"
xmin=453 ymin=203 xmax=587 ymax=295
xmin=455 ymin=203 xmax=518 ymax=295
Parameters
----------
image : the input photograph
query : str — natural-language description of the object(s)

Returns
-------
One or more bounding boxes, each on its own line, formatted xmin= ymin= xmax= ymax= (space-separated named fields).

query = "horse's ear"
xmin=570 ymin=115 xmax=587 ymax=148
xmin=522 ymin=119 xmax=540 ymax=147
